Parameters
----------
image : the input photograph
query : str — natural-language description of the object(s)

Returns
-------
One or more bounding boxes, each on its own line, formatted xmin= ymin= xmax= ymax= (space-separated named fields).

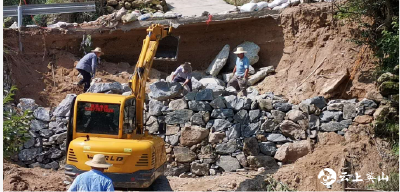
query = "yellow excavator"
xmin=64 ymin=24 xmax=179 ymax=188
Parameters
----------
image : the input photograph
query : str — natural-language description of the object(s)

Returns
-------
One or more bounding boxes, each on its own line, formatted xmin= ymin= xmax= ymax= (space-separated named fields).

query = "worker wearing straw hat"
xmin=172 ymin=62 xmax=193 ymax=92
xmin=228 ymin=47 xmax=250 ymax=96
xmin=76 ymin=47 xmax=104 ymax=92
xmin=68 ymin=154 xmax=114 ymax=191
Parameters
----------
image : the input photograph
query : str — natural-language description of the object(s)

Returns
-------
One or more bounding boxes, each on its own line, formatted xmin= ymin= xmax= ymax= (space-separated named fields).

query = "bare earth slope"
xmin=257 ymin=3 xmax=377 ymax=104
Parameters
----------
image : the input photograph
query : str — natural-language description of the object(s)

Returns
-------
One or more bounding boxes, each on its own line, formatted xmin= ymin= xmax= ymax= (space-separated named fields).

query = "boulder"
xmin=165 ymin=164 xmax=190 ymax=176
xmin=216 ymin=156 xmax=241 ymax=172
xmin=301 ymin=96 xmax=327 ymax=109
xmin=191 ymin=113 xmax=205 ymax=126
xmin=279 ymin=120 xmax=306 ymax=140
xmin=259 ymin=142 xmax=277 ymax=156
xmin=17 ymin=98 xmax=38 ymax=112
xmin=224 ymin=95 xmax=246 ymax=111
xmin=23 ymin=137 xmax=35 ymax=149
xmin=149 ymin=81 xmax=183 ymax=101
xmin=211 ymin=109 xmax=234 ymax=119
xmin=199 ymin=77 xmax=225 ymax=87
xmin=206 ymin=44 xmax=230 ymax=76
xmin=145 ymin=116 xmax=159 ymax=134
xmin=210 ymin=97 xmax=226 ymax=109
xmin=274 ymin=140 xmax=312 ymax=163
xmin=222 ymin=73 xmax=234 ymax=83
xmin=169 ymin=99 xmax=188 ymax=110
xmin=357 ymin=99 xmax=378 ymax=115
xmin=273 ymin=102 xmax=292 ymax=112
xmin=228 ymin=41 xmax=260 ymax=70
xmin=209 ymin=132 xmax=226 ymax=144
xmin=247 ymin=156 xmax=278 ymax=169
xmin=149 ymin=99 xmax=164 ymax=116
xmin=212 ymin=119 xmax=232 ymax=132
xmin=271 ymin=110 xmax=286 ymax=123
xmin=258 ymin=99 xmax=273 ymax=111
xmin=180 ymin=126 xmax=209 ymax=146
xmin=165 ymin=135 xmax=180 ymax=146
xmin=243 ymin=137 xmax=259 ymax=156
xmin=39 ymin=129 xmax=54 ymax=138
xmin=18 ymin=148 xmax=41 ymax=162
xmin=188 ymin=101 xmax=212 ymax=111
xmin=249 ymin=110 xmax=261 ymax=123
xmin=308 ymin=114 xmax=320 ymax=130
xmin=379 ymin=81 xmax=399 ymax=96
xmin=327 ymin=103 xmax=344 ymax=111
xmin=165 ymin=109 xmax=193 ymax=124
xmin=320 ymin=121 xmax=347 ymax=132
xmin=247 ymin=66 xmax=275 ymax=85
xmin=343 ymin=103 xmax=357 ymax=119
xmin=227 ymin=124 xmax=241 ymax=139
xmin=191 ymin=77 xmax=204 ymax=91
xmin=184 ymin=92 xmax=197 ymax=101
xmin=233 ymin=109 xmax=249 ymax=123
xmin=261 ymin=119 xmax=277 ymax=132
xmin=354 ymin=115 xmax=373 ymax=124
xmin=205 ymin=84 xmax=225 ymax=98
xmin=87 ymin=82 xmax=124 ymax=94
xmin=191 ymin=162 xmax=210 ymax=176
xmin=377 ymin=72 xmax=397 ymax=84
xmin=49 ymin=148 xmax=63 ymax=159
xmin=44 ymin=161 xmax=59 ymax=169
xmin=373 ymin=106 xmax=390 ymax=120
xmin=30 ymin=120 xmax=49 ymax=131
xmin=195 ymin=89 xmax=214 ymax=101
xmin=53 ymin=94 xmax=76 ymax=117
xmin=49 ymin=132 xmax=67 ymax=144
xmin=319 ymin=111 xmax=343 ymax=122
xmin=173 ymin=146 xmax=197 ymax=163
xmin=286 ymin=109 xmax=307 ymax=122
xmin=267 ymin=133 xmax=289 ymax=143
xmin=241 ymin=122 xmax=260 ymax=138
xmin=166 ymin=125 xmax=180 ymax=135
xmin=235 ymin=152 xmax=248 ymax=167
xmin=33 ymin=107 xmax=51 ymax=122
xmin=215 ymin=139 xmax=237 ymax=154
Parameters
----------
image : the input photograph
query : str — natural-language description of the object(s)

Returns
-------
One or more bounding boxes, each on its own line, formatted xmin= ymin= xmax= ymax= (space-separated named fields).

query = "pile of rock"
xmin=16 ymin=95 xmax=76 ymax=169
xmin=106 ymin=0 xmax=168 ymax=14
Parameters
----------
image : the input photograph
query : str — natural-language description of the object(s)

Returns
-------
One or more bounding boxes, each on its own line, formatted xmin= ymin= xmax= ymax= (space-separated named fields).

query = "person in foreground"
xmin=172 ymin=62 xmax=193 ymax=92
xmin=76 ymin=47 xmax=103 ymax=92
xmin=227 ymin=47 xmax=249 ymax=96
xmin=68 ymin=154 xmax=114 ymax=192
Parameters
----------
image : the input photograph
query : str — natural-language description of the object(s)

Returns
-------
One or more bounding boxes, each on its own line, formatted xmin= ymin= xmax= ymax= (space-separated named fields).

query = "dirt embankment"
xmin=257 ymin=3 xmax=378 ymax=103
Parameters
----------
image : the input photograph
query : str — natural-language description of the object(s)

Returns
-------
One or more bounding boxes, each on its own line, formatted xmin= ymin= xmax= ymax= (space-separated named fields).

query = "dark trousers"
xmin=173 ymin=77 xmax=192 ymax=92
xmin=77 ymin=69 xmax=91 ymax=92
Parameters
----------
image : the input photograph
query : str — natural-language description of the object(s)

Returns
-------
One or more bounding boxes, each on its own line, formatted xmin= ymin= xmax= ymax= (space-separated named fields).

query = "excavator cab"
xmin=154 ymin=35 xmax=180 ymax=61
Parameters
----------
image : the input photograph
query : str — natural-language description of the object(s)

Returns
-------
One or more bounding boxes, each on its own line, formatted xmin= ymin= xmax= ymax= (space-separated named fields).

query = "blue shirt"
xmin=68 ymin=170 xmax=114 ymax=192
xmin=235 ymin=56 xmax=250 ymax=76
xmin=76 ymin=53 xmax=98 ymax=76
xmin=174 ymin=66 xmax=192 ymax=80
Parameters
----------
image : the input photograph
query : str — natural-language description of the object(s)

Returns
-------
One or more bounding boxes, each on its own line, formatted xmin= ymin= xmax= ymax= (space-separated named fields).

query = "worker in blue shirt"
xmin=76 ymin=47 xmax=103 ymax=92
xmin=68 ymin=154 xmax=114 ymax=192
xmin=227 ymin=47 xmax=249 ymax=96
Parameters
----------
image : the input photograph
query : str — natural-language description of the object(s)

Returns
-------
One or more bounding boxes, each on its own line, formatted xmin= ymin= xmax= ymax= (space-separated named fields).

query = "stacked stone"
xmin=17 ymin=94 xmax=76 ymax=169
xmin=106 ymin=0 xmax=167 ymax=14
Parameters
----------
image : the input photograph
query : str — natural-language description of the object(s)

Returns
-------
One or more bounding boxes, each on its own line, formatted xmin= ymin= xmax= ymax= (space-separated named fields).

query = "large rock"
xmin=233 ymin=109 xmax=249 ymax=123
xmin=273 ymin=102 xmax=292 ymax=112
xmin=209 ymin=132 xmax=226 ymax=144
xmin=33 ymin=107 xmax=51 ymax=122
xmin=195 ymin=89 xmax=213 ymax=101
xmin=216 ymin=156 xmax=241 ymax=172
xmin=166 ymin=109 xmax=193 ymax=124
xmin=247 ymin=156 xmax=279 ymax=169
xmin=49 ymin=132 xmax=67 ymax=144
xmin=249 ymin=110 xmax=261 ymax=123
xmin=53 ymin=94 xmax=76 ymax=117
xmin=39 ymin=129 xmax=54 ymax=138
xmin=23 ymin=136 xmax=35 ymax=149
xmin=354 ymin=115 xmax=373 ymax=124
xmin=146 ymin=116 xmax=159 ymax=134
xmin=258 ymin=99 xmax=273 ymax=111
xmin=212 ymin=119 xmax=232 ymax=132
xmin=149 ymin=99 xmax=164 ymax=116
xmin=222 ymin=73 xmax=234 ymax=83
xmin=357 ymin=98 xmax=378 ymax=115
xmin=227 ymin=124 xmax=241 ymax=139
xmin=191 ymin=162 xmax=210 ymax=176
xmin=280 ymin=120 xmax=306 ymax=140
xmin=267 ymin=133 xmax=289 ymax=143
xmin=286 ymin=109 xmax=307 ymax=122
xmin=210 ymin=97 xmax=226 ymax=109
xmin=343 ymin=103 xmax=357 ymax=119
xmin=205 ymin=84 xmax=225 ymax=98
xmin=30 ymin=119 xmax=49 ymax=131
xmin=165 ymin=135 xmax=180 ymax=146
xmin=259 ymin=142 xmax=277 ymax=156
xmin=148 ymin=81 xmax=183 ymax=101
xmin=320 ymin=111 xmax=343 ymax=122
xmin=247 ymin=66 xmax=275 ymax=85
xmin=191 ymin=77 xmax=204 ymax=91
xmin=18 ymin=148 xmax=41 ymax=162
xmin=17 ymin=98 xmax=38 ymax=112
xmin=320 ymin=121 xmax=347 ymax=132
xmin=224 ymin=95 xmax=245 ymax=111
xmin=274 ymin=140 xmax=312 ymax=163
xmin=173 ymin=146 xmax=197 ymax=163
xmin=215 ymin=139 xmax=237 ymax=154
xmin=261 ymin=119 xmax=277 ymax=132
xmin=180 ymin=126 xmax=209 ymax=146
xmin=211 ymin=109 xmax=234 ymax=119
xmin=243 ymin=137 xmax=259 ymax=156
xmin=191 ymin=113 xmax=205 ymax=126
xmin=165 ymin=163 xmax=190 ymax=176
xmin=206 ymin=44 xmax=230 ymax=76
xmin=166 ymin=125 xmax=180 ymax=135
xmin=241 ymin=122 xmax=260 ymax=138
xmin=199 ymin=77 xmax=225 ymax=87
xmin=271 ymin=110 xmax=286 ymax=123
xmin=169 ymin=99 xmax=188 ymax=110
xmin=87 ymin=82 xmax=124 ymax=94
xmin=379 ymin=81 xmax=399 ymax=96
xmin=188 ymin=101 xmax=212 ymax=111
xmin=228 ymin=41 xmax=260 ymax=70
xmin=184 ymin=92 xmax=197 ymax=101
xmin=308 ymin=114 xmax=320 ymax=130
xmin=301 ymin=96 xmax=327 ymax=109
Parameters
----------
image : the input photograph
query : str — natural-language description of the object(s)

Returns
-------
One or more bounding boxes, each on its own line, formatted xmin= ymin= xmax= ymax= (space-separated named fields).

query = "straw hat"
xmin=85 ymin=154 xmax=112 ymax=168
xmin=91 ymin=47 xmax=104 ymax=55
xmin=234 ymin=47 xmax=247 ymax=54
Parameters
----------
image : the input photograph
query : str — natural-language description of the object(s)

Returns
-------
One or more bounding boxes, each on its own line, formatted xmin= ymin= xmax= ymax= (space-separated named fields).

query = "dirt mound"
xmin=273 ymin=127 xmax=398 ymax=191
xmin=3 ymin=161 xmax=66 ymax=191
xmin=257 ymin=3 xmax=377 ymax=103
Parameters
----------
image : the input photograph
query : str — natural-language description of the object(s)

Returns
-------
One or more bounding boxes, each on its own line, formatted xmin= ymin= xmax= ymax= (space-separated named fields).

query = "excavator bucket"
xmin=154 ymin=35 xmax=180 ymax=61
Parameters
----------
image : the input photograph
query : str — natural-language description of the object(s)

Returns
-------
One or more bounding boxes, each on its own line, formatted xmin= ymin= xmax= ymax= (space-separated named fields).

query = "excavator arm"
xmin=129 ymin=24 xmax=177 ymax=135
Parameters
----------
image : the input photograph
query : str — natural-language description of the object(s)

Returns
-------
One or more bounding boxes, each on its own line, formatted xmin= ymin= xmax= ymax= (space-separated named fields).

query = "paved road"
xmin=167 ymin=0 xmax=236 ymax=16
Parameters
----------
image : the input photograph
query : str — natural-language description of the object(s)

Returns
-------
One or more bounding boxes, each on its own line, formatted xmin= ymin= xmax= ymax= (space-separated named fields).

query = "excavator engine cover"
xmin=154 ymin=36 xmax=180 ymax=61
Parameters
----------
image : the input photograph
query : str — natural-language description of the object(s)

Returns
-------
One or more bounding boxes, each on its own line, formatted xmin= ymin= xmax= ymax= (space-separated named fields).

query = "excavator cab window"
xmin=123 ymin=98 xmax=136 ymax=134
xmin=76 ymin=102 xmax=120 ymax=135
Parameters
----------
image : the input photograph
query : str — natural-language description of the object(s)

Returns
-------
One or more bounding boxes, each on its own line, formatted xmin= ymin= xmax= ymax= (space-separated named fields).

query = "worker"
xmin=76 ymin=47 xmax=103 ymax=92
xmin=68 ymin=154 xmax=114 ymax=192
xmin=227 ymin=47 xmax=249 ymax=96
xmin=172 ymin=62 xmax=193 ymax=92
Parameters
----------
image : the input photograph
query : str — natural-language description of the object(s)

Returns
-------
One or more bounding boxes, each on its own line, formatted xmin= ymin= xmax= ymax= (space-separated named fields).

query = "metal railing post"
xmin=17 ymin=6 xmax=22 ymax=28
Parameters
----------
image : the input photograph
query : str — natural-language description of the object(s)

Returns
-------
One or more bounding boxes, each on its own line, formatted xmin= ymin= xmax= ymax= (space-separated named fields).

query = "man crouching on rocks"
xmin=76 ymin=47 xmax=103 ymax=92
xmin=172 ymin=62 xmax=193 ymax=92
xmin=228 ymin=47 xmax=249 ymax=96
